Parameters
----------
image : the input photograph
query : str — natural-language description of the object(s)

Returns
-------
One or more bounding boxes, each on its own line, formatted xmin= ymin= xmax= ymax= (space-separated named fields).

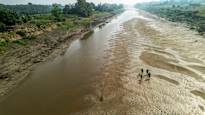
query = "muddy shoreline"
xmin=0 ymin=13 xmax=118 ymax=97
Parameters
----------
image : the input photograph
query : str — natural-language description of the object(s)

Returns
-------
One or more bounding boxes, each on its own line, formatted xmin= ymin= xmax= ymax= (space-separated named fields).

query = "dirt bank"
xmin=0 ymin=13 xmax=117 ymax=97
xmin=0 ymin=28 xmax=85 ymax=97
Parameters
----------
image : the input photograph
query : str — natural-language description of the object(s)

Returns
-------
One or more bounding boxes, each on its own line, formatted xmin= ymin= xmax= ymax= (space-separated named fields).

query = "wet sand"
xmin=1 ymin=9 xmax=205 ymax=115
xmin=82 ymin=10 xmax=205 ymax=114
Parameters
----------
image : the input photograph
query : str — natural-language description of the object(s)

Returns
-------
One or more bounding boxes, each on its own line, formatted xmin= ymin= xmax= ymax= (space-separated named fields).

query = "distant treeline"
xmin=0 ymin=0 xmax=124 ymax=32
xmin=158 ymin=0 xmax=205 ymax=4
xmin=4 ymin=1 xmax=123 ymax=16
xmin=6 ymin=3 xmax=52 ymax=14
xmin=63 ymin=3 xmax=123 ymax=17
xmin=135 ymin=0 xmax=205 ymax=34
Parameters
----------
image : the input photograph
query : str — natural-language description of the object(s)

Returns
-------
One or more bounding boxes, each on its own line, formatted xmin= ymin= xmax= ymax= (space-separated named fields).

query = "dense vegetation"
xmin=0 ymin=0 xmax=124 ymax=53
xmin=0 ymin=4 xmax=19 ymax=32
xmin=0 ymin=0 xmax=123 ymax=31
xmin=6 ymin=3 xmax=52 ymax=14
xmin=63 ymin=0 xmax=123 ymax=17
xmin=135 ymin=0 xmax=205 ymax=34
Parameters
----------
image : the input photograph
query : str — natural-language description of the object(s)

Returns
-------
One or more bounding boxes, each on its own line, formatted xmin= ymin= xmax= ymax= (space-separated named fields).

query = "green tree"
xmin=51 ymin=4 xmax=62 ymax=21
xmin=6 ymin=4 xmax=52 ymax=14
xmin=63 ymin=4 xmax=76 ymax=15
xmin=0 ymin=22 xmax=6 ymax=32
xmin=95 ymin=3 xmax=123 ymax=12
xmin=28 ymin=2 xmax=32 ymax=5
xmin=0 ymin=7 xmax=18 ymax=26
xmin=0 ymin=4 xmax=18 ymax=32
xmin=75 ymin=0 xmax=93 ymax=17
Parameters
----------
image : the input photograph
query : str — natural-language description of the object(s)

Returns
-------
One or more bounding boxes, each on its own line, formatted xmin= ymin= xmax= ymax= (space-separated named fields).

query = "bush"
xmin=21 ymin=15 xmax=32 ymax=23
xmin=16 ymin=30 xmax=27 ymax=37
xmin=0 ymin=22 xmax=6 ymax=32
xmin=0 ymin=40 xmax=9 ymax=46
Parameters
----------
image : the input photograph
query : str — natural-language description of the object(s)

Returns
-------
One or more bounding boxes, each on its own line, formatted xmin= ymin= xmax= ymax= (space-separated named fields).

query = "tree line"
xmin=63 ymin=2 xmax=123 ymax=16
xmin=6 ymin=3 xmax=52 ymax=15
xmin=135 ymin=0 xmax=205 ymax=34
xmin=0 ymin=0 xmax=123 ymax=32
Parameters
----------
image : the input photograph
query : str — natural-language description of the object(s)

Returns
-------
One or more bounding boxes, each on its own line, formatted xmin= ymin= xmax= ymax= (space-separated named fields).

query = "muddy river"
xmin=0 ymin=9 xmax=205 ymax=115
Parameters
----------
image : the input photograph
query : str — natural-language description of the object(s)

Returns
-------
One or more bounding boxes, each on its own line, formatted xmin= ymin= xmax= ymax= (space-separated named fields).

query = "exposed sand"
xmin=74 ymin=10 xmax=205 ymax=114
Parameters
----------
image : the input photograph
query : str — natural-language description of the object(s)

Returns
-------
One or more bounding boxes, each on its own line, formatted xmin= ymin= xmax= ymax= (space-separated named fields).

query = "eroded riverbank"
xmin=0 ymin=12 xmax=118 ymax=97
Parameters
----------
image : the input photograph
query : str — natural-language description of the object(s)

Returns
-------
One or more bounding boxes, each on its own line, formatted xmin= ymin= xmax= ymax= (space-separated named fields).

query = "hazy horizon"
xmin=0 ymin=0 xmax=157 ymax=5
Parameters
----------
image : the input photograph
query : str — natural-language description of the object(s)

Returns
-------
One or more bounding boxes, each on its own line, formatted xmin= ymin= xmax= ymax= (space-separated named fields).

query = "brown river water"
xmin=0 ymin=9 xmax=205 ymax=115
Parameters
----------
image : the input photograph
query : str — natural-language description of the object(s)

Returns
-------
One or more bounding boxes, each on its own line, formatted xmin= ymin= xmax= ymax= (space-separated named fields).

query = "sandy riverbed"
xmin=79 ymin=10 xmax=205 ymax=114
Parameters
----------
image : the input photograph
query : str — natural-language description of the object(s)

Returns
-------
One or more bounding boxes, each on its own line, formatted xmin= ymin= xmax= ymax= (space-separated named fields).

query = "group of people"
xmin=138 ymin=68 xmax=151 ymax=81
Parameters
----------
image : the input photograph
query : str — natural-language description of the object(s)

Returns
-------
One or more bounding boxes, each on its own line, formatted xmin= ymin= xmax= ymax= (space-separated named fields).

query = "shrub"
xmin=16 ymin=30 xmax=27 ymax=37
xmin=0 ymin=22 xmax=6 ymax=32
xmin=0 ymin=40 xmax=9 ymax=46
xmin=21 ymin=15 xmax=32 ymax=23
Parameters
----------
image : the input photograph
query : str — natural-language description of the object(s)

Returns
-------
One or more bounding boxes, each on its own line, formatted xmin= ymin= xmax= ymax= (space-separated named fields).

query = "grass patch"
xmin=0 ymin=35 xmax=36 ymax=54
xmin=0 ymin=40 xmax=9 ymax=47
xmin=93 ymin=11 xmax=110 ymax=18
xmin=12 ymin=39 xmax=26 ymax=45
xmin=78 ymin=18 xmax=92 ymax=26
xmin=32 ymin=13 xmax=54 ymax=20
xmin=12 ymin=35 xmax=36 ymax=45
xmin=0 ymin=35 xmax=36 ymax=47
xmin=60 ymin=21 xmax=76 ymax=30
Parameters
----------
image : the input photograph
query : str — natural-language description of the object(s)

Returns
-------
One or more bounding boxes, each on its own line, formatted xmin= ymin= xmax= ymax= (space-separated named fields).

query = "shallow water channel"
xmin=0 ymin=9 xmax=140 ymax=115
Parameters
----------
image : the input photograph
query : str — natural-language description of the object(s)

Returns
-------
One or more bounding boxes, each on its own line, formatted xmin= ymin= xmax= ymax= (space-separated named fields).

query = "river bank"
xmin=135 ymin=3 xmax=205 ymax=35
xmin=0 ymin=12 xmax=119 ymax=97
